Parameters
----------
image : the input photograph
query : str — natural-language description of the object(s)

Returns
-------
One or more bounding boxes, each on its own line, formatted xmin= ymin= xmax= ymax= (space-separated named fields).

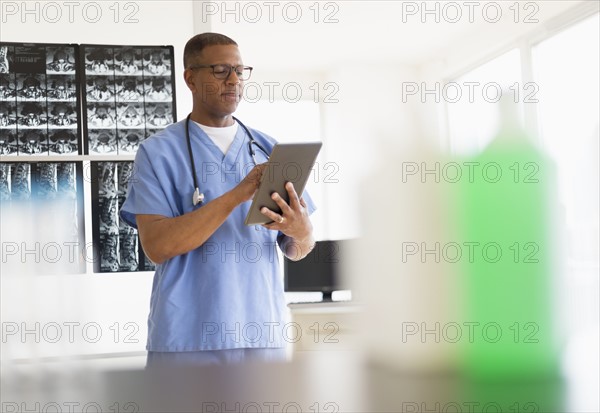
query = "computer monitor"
xmin=284 ymin=240 xmax=345 ymax=301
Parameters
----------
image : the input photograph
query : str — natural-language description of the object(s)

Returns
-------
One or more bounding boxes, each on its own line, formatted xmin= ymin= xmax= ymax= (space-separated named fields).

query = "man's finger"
xmin=285 ymin=182 xmax=301 ymax=209
xmin=260 ymin=207 xmax=283 ymax=224
xmin=271 ymin=192 xmax=293 ymax=215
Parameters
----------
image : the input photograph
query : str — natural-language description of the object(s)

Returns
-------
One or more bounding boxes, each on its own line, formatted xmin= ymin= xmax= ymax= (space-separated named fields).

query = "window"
xmin=533 ymin=13 xmax=599 ymax=233
xmin=446 ymin=48 xmax=523 ymax=156
xmin=532 ymin=13 xmax=599 ymax=329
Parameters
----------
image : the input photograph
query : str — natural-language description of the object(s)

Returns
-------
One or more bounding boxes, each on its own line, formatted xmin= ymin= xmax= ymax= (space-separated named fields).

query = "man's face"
xmin=184 ymin=45 xmax=244 ymax=121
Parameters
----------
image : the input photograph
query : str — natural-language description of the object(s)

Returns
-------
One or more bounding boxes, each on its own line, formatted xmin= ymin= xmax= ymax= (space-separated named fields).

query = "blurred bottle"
xmin=457 ymin=95 xmax=562 ymax=382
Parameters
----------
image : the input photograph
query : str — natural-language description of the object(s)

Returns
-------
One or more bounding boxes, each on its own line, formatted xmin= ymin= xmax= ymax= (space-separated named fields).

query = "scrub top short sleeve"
xmin=120 ymin=144 xmax=174 ymax=229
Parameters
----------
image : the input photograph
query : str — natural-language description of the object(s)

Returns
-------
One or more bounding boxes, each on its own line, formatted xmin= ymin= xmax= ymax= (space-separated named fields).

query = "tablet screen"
xmin=244 ymin=142 xmax=322 ymax=225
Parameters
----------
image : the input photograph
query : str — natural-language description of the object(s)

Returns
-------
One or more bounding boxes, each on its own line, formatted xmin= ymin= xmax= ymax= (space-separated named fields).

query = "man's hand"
xmin=261 ymin=182 xmax=315 ymax=260
xmin=232 ymin=163 xmax=266 ymax=203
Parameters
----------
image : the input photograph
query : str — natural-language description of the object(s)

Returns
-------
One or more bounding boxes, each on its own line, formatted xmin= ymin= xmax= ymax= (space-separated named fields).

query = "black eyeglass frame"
xmin=188 ymin=64 xmax=253 ymax=80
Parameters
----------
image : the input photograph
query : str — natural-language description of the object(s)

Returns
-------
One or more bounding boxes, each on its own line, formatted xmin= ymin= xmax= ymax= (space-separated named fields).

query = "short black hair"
xmin=183 ymin=33 xmax=237 ymax=69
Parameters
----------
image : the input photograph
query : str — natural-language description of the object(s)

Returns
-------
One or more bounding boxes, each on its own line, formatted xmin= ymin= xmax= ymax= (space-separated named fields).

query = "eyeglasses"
xmin=188 ymin=64 xmax=253 ymax=81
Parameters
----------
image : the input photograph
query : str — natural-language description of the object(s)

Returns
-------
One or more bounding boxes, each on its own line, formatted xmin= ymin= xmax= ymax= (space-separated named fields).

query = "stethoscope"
xmin=185 ymin=113 xmax=269 ymax=206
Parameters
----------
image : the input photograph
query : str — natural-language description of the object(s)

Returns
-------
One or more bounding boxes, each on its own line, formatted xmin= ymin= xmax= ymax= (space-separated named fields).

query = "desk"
xmin=288 ymin=301 xmax=361 ymax=353
xmin=1 ymin=353 xmax=572 ymax=413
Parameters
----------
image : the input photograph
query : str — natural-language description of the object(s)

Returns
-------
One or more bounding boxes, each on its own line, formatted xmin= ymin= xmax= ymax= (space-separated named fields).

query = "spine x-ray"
xmin=0 ymin=43 xmax=81 ymax=156
xmin=82 ymin=45 xmax=176 ymax=156
xmin=92 ymin=161 xmax=154 ymax=273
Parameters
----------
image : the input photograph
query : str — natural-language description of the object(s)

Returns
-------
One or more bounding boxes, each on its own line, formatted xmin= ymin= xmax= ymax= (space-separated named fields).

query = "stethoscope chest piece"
xmin=193 ymin=187 xmax=205 ymax=206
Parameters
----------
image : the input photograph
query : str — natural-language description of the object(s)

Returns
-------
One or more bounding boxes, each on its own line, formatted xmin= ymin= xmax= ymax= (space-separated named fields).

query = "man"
xmin=120 ymin=33 xmax=316 ymax=366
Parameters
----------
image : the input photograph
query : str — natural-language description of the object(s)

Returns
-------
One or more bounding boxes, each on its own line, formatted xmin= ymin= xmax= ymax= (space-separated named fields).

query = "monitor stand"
xmin=322 ymin=291 xmax=333 ymax=302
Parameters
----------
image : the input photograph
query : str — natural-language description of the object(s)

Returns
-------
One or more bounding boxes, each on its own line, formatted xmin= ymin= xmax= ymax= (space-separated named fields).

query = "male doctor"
xmin=120 ymin=33 xmax=316 ymax=366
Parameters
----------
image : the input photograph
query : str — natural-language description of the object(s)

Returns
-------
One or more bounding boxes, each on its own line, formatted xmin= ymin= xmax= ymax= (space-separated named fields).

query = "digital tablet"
xmin=244 ymin=142 xmax=322 ymax=225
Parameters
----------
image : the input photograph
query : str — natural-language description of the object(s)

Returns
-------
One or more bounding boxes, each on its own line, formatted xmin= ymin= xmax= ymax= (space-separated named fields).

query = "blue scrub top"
xmin=120 ymin=119 xmax=316 ymax=351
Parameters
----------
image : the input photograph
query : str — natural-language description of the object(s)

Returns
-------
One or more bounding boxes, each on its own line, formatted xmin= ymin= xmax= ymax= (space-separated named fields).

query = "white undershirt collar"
xmin=192 ymin=120 xmax=239 ymax=155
